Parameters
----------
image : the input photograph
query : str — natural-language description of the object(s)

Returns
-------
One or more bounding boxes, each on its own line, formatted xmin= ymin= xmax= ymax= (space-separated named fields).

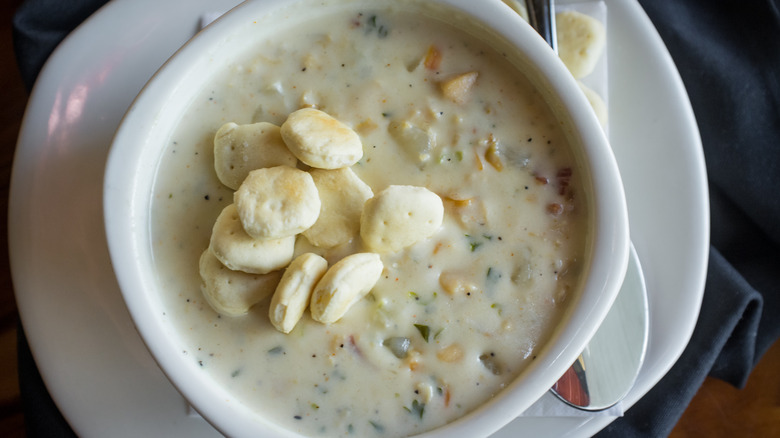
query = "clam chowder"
xmin=150 ymin=3 xmax=589 ymax=436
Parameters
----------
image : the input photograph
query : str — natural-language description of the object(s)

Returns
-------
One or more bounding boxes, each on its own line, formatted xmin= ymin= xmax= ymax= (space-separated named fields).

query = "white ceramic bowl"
xmin=104 ymin=0 xmax=629 ymax=436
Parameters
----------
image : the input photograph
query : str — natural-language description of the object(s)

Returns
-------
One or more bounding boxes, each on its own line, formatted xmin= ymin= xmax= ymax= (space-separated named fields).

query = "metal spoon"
xmin=526 ymin=0 xmax=558 ymax=53
xmin=523 ymin=2 xmax=649 ymax=410
xmin=551 ymin=244 xmax=649 ymax=410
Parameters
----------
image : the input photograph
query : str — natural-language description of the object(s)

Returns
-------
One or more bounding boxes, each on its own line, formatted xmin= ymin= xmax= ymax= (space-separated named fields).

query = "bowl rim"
xmin=104 ymin=0 xmax=629 ymax=436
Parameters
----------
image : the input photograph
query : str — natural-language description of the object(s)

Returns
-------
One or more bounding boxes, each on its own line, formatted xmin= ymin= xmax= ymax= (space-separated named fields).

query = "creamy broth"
xmin=151 ymin=2 xmax=588 ymax=436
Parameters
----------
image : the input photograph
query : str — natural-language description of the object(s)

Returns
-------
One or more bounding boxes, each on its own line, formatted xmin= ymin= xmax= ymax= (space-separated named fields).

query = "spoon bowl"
xmin=551 ymin=243 xmax=649 ymax=410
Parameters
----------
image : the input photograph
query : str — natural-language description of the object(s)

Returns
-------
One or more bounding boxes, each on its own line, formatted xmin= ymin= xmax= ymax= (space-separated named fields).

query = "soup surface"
xmin=151 ymin=2 xmax=589 ymax=436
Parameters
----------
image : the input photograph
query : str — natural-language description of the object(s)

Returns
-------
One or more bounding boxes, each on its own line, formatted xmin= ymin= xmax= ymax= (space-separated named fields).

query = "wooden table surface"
xmin=0 ymin=1 xmax=777 ymax=437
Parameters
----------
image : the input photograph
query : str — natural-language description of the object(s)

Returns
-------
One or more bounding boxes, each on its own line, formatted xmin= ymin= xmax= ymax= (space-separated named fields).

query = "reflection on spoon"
xmin=551 ymin=243 xmax=649 ymax=411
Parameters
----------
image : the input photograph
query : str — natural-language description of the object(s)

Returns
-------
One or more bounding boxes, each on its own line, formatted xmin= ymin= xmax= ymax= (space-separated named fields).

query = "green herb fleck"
xmin=369 ymin=420 xmax=384 ymax=432
xmin=405 ymin=399 xmax=425 ymax=419
xmin=230 ymin=369 xmax=241 ymax=378
xmin=486 ymin=267 xmax=502 ymax=282
xmin=365 ymin=14 xmax=389 ymax=38
xmin=267 ymin=346 xmax=284 ymax=355
xmin=464 ymin=234 xmax=483 ymax=252
xmin=479 ymin=353 xmax=502 ymax=375
xmin=414 ymin=324 xmax=430 ymax=342
xmin=409 ymin=291 xmax=437 ymax=305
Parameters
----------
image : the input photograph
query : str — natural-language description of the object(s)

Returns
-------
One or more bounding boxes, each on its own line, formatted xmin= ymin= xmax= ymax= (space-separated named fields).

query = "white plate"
xmin=9 ymin=0 xmax=708 ymax=436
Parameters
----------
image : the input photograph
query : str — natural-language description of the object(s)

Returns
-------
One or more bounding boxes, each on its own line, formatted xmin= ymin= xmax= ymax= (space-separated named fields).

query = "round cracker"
xmin=556 ymin=10 xmax=606 ymax=78
xmin=234 ymin=165 xmax=321 ymax=239
xmin=213 ymin=122 xmax=297 ymax=190
xmin=302 ymin=168 xmax=373 ymax=248
xmin=210 ymin=203 xmax=296 ymax=274
xmin=310 ymin=253 xmax=383 ymax=324
xmin=268 ymin=253 xmax=328 ymax=333
xmin=280 ymin=108 xmax=363 ymax=169
xmin=360 ymin=185 xmax=444 ymax=253
xmin=199 ymin=249 xmax=282 ymax=316
xmin=578 ymin=81 xmax=608 ymax=128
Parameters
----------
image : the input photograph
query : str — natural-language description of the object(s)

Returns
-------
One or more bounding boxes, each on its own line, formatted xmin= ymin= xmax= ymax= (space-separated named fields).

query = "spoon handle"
xmin=527 ymin=0 xmax=557 ymax=53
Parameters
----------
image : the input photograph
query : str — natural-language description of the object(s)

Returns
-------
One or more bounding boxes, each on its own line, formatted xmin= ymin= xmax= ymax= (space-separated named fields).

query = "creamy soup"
xmin=151 ymin=2 xmax=589 ymax=436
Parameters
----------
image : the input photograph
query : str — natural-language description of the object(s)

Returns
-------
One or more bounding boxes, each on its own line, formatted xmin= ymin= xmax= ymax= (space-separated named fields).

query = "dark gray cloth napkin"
xmin=598 ymin=0 xmax=780 ymax=436
xmin=12 ymin=0 xmax=779 ymax=436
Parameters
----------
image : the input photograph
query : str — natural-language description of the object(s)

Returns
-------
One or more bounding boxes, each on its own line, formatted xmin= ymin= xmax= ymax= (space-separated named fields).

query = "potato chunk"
xmin=440 ymin=71 xmax=479 ymax=104
xmin=388 ymin=119 xmax=436 ymax=164
xmin=439 ymin=271 xmax=480 ymax=296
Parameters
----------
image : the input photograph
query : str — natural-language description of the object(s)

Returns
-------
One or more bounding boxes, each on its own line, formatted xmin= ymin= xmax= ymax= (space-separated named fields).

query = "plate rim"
xmin=9 ymin=0 xmax=709 ymax=436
